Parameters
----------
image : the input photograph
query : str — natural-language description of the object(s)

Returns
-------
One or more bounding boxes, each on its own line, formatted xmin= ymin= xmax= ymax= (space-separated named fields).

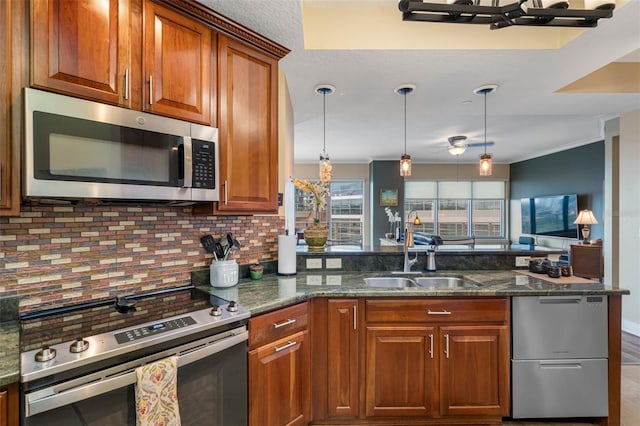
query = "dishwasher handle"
xmin=25 ymin=329 xmax=248 ymax=417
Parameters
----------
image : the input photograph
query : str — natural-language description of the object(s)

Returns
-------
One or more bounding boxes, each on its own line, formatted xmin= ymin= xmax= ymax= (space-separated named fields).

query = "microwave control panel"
xmin=192 ymin=139 xmax=215 ymax=189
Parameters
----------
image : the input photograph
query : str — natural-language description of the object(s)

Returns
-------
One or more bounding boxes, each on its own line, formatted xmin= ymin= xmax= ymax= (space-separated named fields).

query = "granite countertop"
xmin=0 ymin=321 xmax=20 ymax=387
xmin=200 ymin=270 xmax=629 ymax=316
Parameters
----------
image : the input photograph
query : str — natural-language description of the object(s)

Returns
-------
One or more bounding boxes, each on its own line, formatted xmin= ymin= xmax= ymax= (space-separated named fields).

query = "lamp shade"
xmin=574 ymin=209 xmax=598 ymax=225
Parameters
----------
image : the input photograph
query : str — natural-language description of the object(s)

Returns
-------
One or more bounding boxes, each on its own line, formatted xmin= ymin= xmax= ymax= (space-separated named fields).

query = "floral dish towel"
xmin=135 ymin=355 xmax=181 ymax=426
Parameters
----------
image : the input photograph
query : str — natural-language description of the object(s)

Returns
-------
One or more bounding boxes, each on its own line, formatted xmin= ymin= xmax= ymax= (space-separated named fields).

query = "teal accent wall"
xmin=370 ymin=161 xmax=405 ymax=243
xmin=510 ymin=141 xmax=605 ymax=240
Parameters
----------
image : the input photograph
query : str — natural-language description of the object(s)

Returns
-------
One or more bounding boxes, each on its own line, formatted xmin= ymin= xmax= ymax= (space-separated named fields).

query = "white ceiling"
xmin=199 ymin=0 xmax=640 ymax=165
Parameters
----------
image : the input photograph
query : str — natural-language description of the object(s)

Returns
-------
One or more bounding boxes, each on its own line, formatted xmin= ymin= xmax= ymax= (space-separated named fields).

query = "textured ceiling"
xmin=199 ymin=0 xmax=640 ymax=165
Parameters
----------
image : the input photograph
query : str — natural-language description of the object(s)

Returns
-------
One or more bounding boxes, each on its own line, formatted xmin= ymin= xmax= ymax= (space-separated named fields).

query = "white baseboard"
xmin=622 ymin=319 xmax=640 ymax=337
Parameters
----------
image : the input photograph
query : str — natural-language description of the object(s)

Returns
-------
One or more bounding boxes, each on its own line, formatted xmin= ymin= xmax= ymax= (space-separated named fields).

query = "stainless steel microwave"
xmin=24 ymin=88 xmax=219 ymax=203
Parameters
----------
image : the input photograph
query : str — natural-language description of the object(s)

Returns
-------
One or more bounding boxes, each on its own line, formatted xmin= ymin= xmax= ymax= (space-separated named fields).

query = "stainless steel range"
xmin=20 ymin=286 xmax=249 ymax=426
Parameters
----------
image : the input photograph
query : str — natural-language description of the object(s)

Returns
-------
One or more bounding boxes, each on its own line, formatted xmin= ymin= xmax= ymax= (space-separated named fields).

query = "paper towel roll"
xmin=278 ymin=235 xmax=297 ymax=275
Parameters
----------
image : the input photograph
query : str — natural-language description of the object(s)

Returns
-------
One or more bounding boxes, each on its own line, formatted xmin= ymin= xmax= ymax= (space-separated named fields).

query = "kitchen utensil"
xmin=200 ymin=235 xmax=216 ymax=254
xmin=215 ymin=241 xmax=225 ymax=259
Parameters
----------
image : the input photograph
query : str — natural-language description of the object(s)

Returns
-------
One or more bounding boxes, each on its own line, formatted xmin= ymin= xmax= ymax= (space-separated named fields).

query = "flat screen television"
xmin=521 ymin=194 xmax=578 ymax=238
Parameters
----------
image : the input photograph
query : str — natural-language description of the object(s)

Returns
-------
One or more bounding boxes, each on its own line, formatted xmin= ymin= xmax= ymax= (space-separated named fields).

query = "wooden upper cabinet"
xmin=143 ymin=0 xmax=212 ymax=124
xmin=1 ymin=0 xmax=25 ymax=216
xmin=215 ymin=35 xmax=278 ymax=214
xmin=31 ymin=0 xmax=131 ymax=106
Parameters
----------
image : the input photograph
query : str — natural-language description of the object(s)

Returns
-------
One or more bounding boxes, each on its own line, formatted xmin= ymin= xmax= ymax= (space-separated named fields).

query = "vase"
xmin=305 ymin=224 xmax=328 ymax=251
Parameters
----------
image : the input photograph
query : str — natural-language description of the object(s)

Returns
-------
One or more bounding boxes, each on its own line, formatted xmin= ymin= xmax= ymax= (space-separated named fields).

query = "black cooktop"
xmin=20 ymin=286 xmax=216 ymax=352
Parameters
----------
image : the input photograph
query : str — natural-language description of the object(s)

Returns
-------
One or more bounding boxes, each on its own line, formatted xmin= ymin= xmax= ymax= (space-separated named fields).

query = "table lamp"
xmin=574 ymin=209 xmax=598 ymax=244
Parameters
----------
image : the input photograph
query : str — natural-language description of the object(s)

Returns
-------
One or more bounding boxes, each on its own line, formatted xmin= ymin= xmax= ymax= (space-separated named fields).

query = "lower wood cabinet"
xmin=439 ymin=325 xmax=510 ymax=416
xmin=248 ymin=303 xmax=310 ymax=426
xmin=310 ymin=297 xmax=510 ymax=425
xmin=0 ymin=383 xmax=19 ymax=426
xmin=365 ymin=326 xmax=437 ymax=417
xmin=326 ymin=299 xmax=359 ymax=419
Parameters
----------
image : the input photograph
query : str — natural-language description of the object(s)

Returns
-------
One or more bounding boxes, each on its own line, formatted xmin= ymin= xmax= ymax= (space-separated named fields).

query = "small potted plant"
xmin=292 ymin=177 xmax=330 ymax=251
xmin=249 ymin=263 xmax=264 ymax=280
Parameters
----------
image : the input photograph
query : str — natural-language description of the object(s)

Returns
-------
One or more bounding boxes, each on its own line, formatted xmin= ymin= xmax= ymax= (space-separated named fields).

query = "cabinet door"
xmin=249 ymin=330 xmax=310 ymax=426
xmin=365 ymin=325 xmax=437 ymax=417
xmin=327 ymin=299 xmax=359 ymax=418
xmin=439 ymin=325 xmax=510 ymax=416
xmin=31 ymin=0 xmax=131 ymax=106
xmin=0 ymin=0 xmax=23 ymax=216
xmin=215 ymin=35 xmax=278 ymax=213
xmin=143 ymin=0 xmax=212 ymax=124
xmin=0 ymin=389 xmax=6 ymax=426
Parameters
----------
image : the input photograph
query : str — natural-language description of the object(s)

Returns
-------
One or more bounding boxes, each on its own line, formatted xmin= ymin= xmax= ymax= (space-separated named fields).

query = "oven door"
xmin=23 ymin=328 xmax=248 ymax=426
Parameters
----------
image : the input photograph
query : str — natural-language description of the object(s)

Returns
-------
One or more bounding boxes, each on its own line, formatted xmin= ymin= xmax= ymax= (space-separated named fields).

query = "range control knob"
xmin=210 ymin=305 xmax=223 ymax=316
xmin=227 ymin=301 xmax=238 ymax=312
xmin=35 ymin=345 xmax=57 ymax=362
xmin=70 ymin=338 xmax=89 ymax=353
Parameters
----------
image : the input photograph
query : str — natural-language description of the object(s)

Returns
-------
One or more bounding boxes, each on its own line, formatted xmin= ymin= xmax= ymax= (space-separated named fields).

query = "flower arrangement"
xmin=384 ymin=207 xmax=401 ymax=238
xmin=293 ymin=177 xmax=330 ymax=224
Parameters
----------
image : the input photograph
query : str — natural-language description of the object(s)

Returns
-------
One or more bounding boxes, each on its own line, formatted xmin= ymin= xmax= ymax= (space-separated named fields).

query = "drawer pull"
xmin=273 ymin=318 xmax=296 ymax=329
xmin=274 ymin=341 xmax=297 ymax=353
xmin=427 ymin=309 xmax=451 ymax=315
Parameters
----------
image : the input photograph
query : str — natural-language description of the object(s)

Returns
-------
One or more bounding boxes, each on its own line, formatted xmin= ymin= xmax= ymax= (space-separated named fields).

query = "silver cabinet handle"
xmin=224 ymin=180 xmax=228 ymax=204
xmin=273 ymin=318 xmax=296 ymax=329
xmin=182 ymin=137 xmax=192 ymax=188
xmin=444 ymin=334 xmax=450 ymax=358
xmin=274 ymin=341 xmax=297 ymax=353
xmin=148 ymin=75 xmax=153 ymax=105
xmin=124 ymin=68 xmax=129 ymax=100
xmin=353 ymin=305 xmax=357 ymax=330
xmin=428 ymin=334 xmax=433 ymax=359
xmin=427 ymin=309 xmax=451 ymax=315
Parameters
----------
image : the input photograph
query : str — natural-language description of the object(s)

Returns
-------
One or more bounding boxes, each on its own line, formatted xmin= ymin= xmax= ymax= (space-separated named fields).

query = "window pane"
xmin=404 ymin=199 xmax=435 ymax=234
xmin=406 ymin=181 xmax=436 ymax=199
xmin=438 ymin=181 xmax=471 ymax=198
xmin=472 ymin=199 xmax=503 ymax=237
xmin=473 ymin=181 xmax=505 ymax=199
xmin=295 ymin=180 xmax=364 ymax=247
xmin=438 ymin=199 xmax=469 ymax=236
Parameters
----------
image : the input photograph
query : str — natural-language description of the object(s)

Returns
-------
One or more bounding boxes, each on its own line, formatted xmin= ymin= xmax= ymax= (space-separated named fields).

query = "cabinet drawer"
xmin=366 ymin=298 xmax=508 ymax=323
xmin=249 ymin=302 xmax=308 ymax=348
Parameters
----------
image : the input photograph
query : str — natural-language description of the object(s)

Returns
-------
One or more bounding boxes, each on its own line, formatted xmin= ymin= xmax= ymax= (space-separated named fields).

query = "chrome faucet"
xmin=403 ymin=227 xmax=419 ymax=272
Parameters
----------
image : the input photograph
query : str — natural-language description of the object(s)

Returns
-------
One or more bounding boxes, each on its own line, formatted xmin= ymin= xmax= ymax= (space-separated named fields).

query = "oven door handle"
xmin=25 ymin=330 xmax=248 ymax=417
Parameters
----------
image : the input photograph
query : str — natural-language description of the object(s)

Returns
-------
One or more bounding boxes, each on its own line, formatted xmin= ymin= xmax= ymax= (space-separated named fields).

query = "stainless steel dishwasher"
xmin=511 ymin=295 xmax=608 ymax=419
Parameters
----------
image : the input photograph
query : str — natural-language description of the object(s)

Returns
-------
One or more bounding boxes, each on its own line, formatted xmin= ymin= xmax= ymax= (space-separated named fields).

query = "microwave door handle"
xmin=182 ymin=137 xmax=192 ymax=188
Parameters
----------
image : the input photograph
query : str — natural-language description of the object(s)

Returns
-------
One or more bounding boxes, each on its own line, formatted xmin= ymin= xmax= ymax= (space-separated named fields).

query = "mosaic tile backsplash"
xmin=0 ymin=205 xmax=282 ymax=313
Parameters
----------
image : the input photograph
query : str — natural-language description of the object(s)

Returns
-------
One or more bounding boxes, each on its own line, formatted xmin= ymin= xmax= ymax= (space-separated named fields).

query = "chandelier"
xmin=399 ymin=0 xmax=615 ymax=30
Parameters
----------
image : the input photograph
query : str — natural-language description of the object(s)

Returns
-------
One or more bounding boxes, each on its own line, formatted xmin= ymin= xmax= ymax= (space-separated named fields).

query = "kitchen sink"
xmin=414 ymin=276 xmax=478 ymax=288
xmin=364 ymin=277 xmax=419 ymax=288
xmin=364 ymin=276 xmax=481 ymax=288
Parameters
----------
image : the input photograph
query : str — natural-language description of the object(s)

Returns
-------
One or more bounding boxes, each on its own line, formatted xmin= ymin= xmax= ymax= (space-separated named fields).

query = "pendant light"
xmin=315 ymin=84 xmax=335 ymax=183
xmin=473 ymin=84 xmax=498 ymax=176
xmin=395 ymin=84 xmax=416 ymax=177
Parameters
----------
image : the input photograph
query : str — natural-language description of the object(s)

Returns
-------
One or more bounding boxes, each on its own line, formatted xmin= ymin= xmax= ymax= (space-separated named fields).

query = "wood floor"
xmin=504 ymin=332 xmax=640 ymax=426
xmin=622 ymin=332 xmax=640 ymax=364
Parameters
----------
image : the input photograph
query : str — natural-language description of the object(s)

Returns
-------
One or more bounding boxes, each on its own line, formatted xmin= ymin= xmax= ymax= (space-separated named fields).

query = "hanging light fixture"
xmin=315 ymin=84 xmax=335 ymax=183
xmin=473 ymin=84 xmax=498 ymax=176
xmin=399 ymin=0 xmax=615 ymax=30
xmin=395 ymin=84 xmax=416 ymax=177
